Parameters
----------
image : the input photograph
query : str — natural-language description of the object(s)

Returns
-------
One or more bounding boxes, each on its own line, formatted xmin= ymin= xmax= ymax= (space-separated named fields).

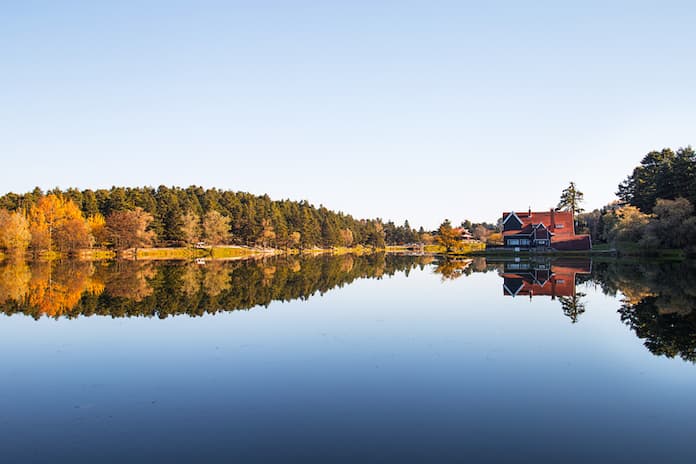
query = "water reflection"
xmin=496 ymin=258 xmax=591 ymax=299
xmin=0 ymin=254 xmax=432 ymax=319
xmin=496 ymin=258 xmax=591 ymax=323
xmin=2 ymin=255 xmax=696 ymax=362
xmin=592 ymin=260 xmax=696 ymax=362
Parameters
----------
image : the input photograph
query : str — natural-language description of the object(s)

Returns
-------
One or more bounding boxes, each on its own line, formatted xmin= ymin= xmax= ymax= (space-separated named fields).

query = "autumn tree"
xmin=87 ymin=214 xmax=108 ymax=247
xmin=436 ymin=219 xmax=459 ymax=253
xmin=181 ymin=211 xmax=202 ymax=245
xmin=602 ymin=205 xmax=650 ymax=243
xmin=28 ymin=194 xmax=91 ymax=252
xmin=106 ymin=208 xmax=156 ymax=250
xmin=289 ymin=231 xmax=301 ymax=249
xmin=0 ymin=209 xmax=32 ymax=255
xmin=53 ymin=217 xmax=92 ymax=252
xmin=202 ymin=210 xmax=231 ymax=245
xmin=640 ymin=198 xmax=696 ymax=249
xmin=257 ymin=219 xmax=276 ymax=248
xmin=339 ymin=228 xmax=354 ymax=247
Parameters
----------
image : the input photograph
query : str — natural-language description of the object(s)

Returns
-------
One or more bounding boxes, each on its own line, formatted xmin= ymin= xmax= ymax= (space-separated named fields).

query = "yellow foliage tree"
xmin=87 ymin=213 xmax=108 ymax=247
xmin=28 ymin=195 xmax=91 ymax=252
xmin=0 ymin=209 xmax=32 ymax=255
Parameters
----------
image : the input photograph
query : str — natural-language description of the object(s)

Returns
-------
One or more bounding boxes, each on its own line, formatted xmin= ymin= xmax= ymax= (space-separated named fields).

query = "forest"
xmin=0 ymin=186 xmax=425 ymax=255
xmin=578 ymin=146 xmax=696 ymax=254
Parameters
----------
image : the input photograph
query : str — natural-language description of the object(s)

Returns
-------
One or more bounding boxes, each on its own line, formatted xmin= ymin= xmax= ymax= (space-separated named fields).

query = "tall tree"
xmin=617 ymin=147 xmax=696 ymax=213
xmin=557 ymin=181 xmax=585 ymax=215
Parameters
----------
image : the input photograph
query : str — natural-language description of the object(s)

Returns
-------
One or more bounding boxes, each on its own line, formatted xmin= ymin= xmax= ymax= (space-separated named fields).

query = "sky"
xmin=1 ymin=1 xmax=694 ymax=228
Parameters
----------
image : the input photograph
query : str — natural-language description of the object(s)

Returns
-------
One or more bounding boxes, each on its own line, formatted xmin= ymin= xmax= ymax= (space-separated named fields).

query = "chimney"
xmin=528 ymin=206 xmax=531 ymax=216
xmin=550 ymin=208 xmax=556 ymax=229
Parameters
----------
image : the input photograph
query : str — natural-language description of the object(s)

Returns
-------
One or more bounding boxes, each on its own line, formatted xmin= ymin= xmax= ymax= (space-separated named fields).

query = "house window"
xmin=508 ymin=239 xmax=520 ymax=246
xmin=556 ymin=224 xmax=564 ymax=228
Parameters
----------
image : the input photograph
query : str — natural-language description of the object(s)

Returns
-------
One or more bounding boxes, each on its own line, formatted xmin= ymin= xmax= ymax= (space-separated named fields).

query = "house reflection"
xmin=496 ymin=258 xmax=592 ymax=299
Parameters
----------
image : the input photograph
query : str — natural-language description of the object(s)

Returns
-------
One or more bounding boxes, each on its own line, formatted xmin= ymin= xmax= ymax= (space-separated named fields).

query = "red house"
xmin=501 ymin=209 xmax=591 ymax=251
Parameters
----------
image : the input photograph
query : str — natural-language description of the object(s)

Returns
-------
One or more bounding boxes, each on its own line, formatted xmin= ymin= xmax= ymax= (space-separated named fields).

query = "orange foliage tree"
xmin=106 ymin=207 xmax=156 ymax=250
xmin=28 ymin=195 xmax=92 ymax=252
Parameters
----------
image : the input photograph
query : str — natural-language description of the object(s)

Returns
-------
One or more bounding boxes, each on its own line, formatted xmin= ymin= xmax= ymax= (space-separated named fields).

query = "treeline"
xmin=0 ymin=186 xmax=425 ymax=254
xmin=578 ymin=146 xmax=696 ymax=253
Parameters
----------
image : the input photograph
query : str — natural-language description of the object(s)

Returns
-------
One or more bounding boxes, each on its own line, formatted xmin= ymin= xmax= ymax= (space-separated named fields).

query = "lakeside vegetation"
xmin=0 ymin=186 xmax=430 ymax=258
xmin=0 ymin=147 xmax=693 ymax=260
xmin=577 ymin=146 xmax=696 ymax=256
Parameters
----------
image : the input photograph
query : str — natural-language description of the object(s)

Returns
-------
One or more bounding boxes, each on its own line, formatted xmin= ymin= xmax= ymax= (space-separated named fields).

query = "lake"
xmin=1 ymin=254 xmax=695 ymax=462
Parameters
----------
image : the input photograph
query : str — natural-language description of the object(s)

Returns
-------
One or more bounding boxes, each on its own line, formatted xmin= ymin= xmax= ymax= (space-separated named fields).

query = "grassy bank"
xmin=612 ymin=242 xmax=686 ymax=260
xmin=135 ymin=246 xmax=272 ymax=260
xmin=423 ymin=242 xmax=487 ymax=255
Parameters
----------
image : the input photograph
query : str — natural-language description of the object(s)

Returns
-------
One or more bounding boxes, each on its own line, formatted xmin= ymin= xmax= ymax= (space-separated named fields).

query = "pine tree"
xmin=557 ymin=181 xmax=585 ymax=215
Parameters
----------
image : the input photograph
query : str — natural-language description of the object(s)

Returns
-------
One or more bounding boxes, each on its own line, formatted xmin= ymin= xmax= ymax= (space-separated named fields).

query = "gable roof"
xmin=502 ymin=211 xmax=523 ymax=225
xmin=502 ymin=210 xmax=575 ymax=236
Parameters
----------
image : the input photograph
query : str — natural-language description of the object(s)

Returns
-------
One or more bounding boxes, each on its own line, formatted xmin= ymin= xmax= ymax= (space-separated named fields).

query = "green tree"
xmin=557 ymin=181 xmax=585 ymax=215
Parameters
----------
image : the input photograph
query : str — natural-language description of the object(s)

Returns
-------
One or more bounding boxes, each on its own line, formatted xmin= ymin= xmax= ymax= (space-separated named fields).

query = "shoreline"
xmin=0 ymin=245 xmax=406 ymax=262
xmin=0 ymin=243 xmax=689 ymax=263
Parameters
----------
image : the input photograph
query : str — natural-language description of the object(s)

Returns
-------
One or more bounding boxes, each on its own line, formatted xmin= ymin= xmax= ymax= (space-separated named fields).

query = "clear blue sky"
xmin=2 ymin=1 xmax=694 ymax=227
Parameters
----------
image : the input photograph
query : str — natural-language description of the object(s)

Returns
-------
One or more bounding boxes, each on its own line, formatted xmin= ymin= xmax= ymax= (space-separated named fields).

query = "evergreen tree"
xmin=557 ymin=181 xmax=585 ymax=215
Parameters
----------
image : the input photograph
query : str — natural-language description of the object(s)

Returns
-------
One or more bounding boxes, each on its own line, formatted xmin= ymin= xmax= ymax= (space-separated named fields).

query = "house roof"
xmin=502 ymin=210 xmax=576 ymax=237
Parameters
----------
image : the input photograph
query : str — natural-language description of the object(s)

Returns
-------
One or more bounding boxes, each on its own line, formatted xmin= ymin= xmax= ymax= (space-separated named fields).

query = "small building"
xmin=501 ymin=209 xmax=591 ymax=251
xmin=453 ymin=227 xmax=475 ymax=241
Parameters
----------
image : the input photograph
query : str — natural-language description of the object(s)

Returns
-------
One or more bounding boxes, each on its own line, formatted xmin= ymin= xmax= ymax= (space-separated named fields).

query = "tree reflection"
xmin=0 ymin=260 xmax=104 ymax=318
xmin=0 ymin=258 xmax=31 ymax=304
xmin=433 ymin=257 xmax=495 ymax=280
xmin=2 ymin=255 xmax=696 ymax=363
xmin=593 ymin=261 xmax=696 ymax=362
xmin=0 ymin=254 xmax=431 ymax=319
xmin=559 ymin=292 xmax=587 ymax=324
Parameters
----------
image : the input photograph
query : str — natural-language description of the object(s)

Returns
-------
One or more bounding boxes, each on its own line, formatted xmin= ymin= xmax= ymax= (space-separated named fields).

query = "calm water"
xmin=1 ymin=254 xmax=695 ymax=462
